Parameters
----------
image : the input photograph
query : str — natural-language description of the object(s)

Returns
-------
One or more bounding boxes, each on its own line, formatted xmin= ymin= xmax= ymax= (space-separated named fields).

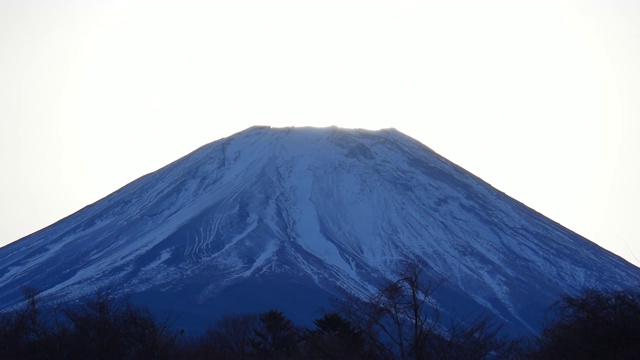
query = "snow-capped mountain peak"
xmin=1 ymin=126 xmax=638 ymax=335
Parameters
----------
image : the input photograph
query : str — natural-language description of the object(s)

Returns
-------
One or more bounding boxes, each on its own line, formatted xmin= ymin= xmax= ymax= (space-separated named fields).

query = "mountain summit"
xmin=1 ymin=126 xmax=638 ymax=335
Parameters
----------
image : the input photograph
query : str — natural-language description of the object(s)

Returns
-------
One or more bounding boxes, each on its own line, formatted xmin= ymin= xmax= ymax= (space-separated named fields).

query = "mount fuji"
xmin=1 ymin=126 xmax=638 ymax=336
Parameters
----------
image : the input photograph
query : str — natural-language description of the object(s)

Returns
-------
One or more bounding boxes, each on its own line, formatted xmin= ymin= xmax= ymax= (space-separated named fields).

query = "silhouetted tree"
xmin=431 ymin=314 xmax=522 ymax=360
xmin=63 ymin=289 xmax=178 ymax=359
xmin=252 ymin=310 xmax=300 ymax=359
xmin=0 ymin=287 xmax=74 ymax=359
xmin=0 ymin=288 xmax=43 ymax=359
xmin=304 ymin=312 xmax=369 ymax=359
xmin=338 ymin=261 xmax=520 ymax=360
xmin=531 ymin=288 xmax=640 ymax=360
xmin=200 ymin=313 xmax=259 ymax=360
xmin=338 ymin=262 xmax=443 ymax=359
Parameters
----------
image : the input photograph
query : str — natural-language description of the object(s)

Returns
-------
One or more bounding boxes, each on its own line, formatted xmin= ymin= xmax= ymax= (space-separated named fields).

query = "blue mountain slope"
xmin=1 ymin=126 xmax=638 ymax=335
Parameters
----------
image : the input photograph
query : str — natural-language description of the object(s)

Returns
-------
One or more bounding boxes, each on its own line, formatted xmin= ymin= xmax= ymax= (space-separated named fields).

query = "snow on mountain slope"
xmin=1 ymin=126 xmax=638 ymax=335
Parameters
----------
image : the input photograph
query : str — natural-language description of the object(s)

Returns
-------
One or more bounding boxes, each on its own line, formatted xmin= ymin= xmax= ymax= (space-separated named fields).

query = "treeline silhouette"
xmin=1 ymin=263 xmax=639 ymax=359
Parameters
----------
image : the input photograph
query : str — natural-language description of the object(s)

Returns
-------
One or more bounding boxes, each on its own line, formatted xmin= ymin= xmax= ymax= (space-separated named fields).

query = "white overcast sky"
xmin=1 ymin=1 xmax=639 ymax=266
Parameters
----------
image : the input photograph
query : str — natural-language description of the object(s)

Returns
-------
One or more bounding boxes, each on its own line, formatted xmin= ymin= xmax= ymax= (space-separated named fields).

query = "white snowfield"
xmin=0 ymin=126 xmax=638 ymax=335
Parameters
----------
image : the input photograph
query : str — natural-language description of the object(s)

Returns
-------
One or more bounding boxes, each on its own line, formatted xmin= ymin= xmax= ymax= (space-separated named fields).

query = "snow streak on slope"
xmin=0 ymin=126 xmax=638 ymax=335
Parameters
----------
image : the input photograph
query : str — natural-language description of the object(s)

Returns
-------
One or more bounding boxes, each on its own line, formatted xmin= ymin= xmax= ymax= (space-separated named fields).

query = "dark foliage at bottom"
xmin=2 ymin=278 xmax=638 ymax=359
xmin=0 ymin=288 xmax=179 ymax=360
xmin=529 ymin=288 xmax=640 ymax=360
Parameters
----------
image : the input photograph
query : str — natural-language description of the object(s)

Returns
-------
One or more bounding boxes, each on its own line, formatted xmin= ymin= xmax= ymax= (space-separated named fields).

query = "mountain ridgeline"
xmin=0 ymin=126 xmax=638 ymax=336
